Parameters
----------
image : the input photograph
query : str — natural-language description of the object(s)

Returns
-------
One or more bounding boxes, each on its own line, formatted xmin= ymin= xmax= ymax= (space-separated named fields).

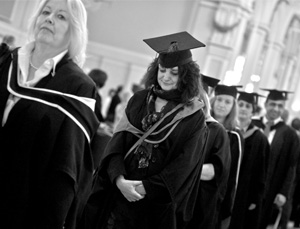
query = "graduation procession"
xmin=1 ymin=0 xmax=300 ymax=229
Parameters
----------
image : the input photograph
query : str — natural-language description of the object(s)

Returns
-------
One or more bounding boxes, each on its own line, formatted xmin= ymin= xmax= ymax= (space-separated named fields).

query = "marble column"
xmin=240 ymin=22 xmax=269 ymax=87
xmin=258 ymin=41 xmax=284 ymax=90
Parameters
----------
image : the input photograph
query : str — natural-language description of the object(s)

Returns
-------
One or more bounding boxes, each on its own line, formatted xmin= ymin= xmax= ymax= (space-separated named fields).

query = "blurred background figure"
xmin=281 ymin=108 xmax=290 ymax=123
xmin=291 ymin=117 xmax=300 ymax=138
xmin=1 ymin=34 xmax=15 ymax=49
xmin=289 ymin=117 xmax=300 ymax=228
xmin=105 ymin=85 xmax=123 ymax=125
xmin=102 ymin=88 xmax=115 ymax=120
xmin=229 ymin=91 xmax=269 ymax=229
xmin=252 ymin=89 xmax=300 ymax=229
xmin=114 ymin=91 xmax=131 ymax=129
xmin=88 ymin=68 xmax=108 ymax=122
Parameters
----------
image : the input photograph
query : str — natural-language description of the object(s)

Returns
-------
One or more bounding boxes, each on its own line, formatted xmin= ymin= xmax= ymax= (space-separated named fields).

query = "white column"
xmin=240 ymin=23 xmax=269 ymax=87
xmin=258 ymin=41 xmax=284 ymax=89
xmin=278 ymin=55 xmax=296 ymax=90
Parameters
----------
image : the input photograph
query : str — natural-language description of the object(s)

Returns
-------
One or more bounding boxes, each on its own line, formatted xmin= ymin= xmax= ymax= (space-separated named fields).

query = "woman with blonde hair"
xmin=187 ymin=75 xmax=231 ymax=229
xmin=210 ymin=84 xmax=244 ymax=229
xmin=0 ymin=0 xmax=99 ymax=228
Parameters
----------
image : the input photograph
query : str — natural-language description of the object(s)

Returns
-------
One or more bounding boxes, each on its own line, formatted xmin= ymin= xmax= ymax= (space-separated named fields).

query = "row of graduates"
xmin=2 ymin=0 xmax=297 ymax=227
xmin=79 ymin=32 xmax=300 ymax=229
xmin=189 ymin=81 xmax=268 ymax=229
xmin=174 ymin=82 xmax=300 ymax=229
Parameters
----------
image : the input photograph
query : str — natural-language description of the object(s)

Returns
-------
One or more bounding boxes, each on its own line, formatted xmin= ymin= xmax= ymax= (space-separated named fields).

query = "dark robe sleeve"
xmin=204 ymin=122 xmax=231 ymax=189
xmin=142 ymin=116 xmax=206 ymax=202
xmin=95 ymin=93 xmax=105 ymax=122
xmin=249 ymin=130 xmax=270 ymax=204
xmin=39 ymin=171 xmax=75 ymax=229
xmin=221 ymin=129 xmax=244 ymax=219
xmin=279 ymin=129 xmax=300 ymax=198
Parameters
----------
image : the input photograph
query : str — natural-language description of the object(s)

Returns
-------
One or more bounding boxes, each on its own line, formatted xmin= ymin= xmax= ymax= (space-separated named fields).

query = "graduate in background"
xmin=88 ymin=68 xmax=108 ymax=122
xmin=186 ymin=74 xmax=231 ymax=229
xmin=252 ymin=89 xmax=300 ymax=229
xmin=229 ymin=91 xmax=269 ymax=229
xmin=210 ymin=84 xmax=244 ymax=229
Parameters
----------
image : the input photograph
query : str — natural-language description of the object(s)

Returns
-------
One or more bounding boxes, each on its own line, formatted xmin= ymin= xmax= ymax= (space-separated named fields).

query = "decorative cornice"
xmin=213 ymin=3 xmax=242 ymax=33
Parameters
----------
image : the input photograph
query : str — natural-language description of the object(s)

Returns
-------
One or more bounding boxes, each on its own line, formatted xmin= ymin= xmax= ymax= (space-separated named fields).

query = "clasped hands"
xmin=116 ymin=175 xmax=146 ymax=202
xmin=274 ymin=193 xmax=286 ymax=207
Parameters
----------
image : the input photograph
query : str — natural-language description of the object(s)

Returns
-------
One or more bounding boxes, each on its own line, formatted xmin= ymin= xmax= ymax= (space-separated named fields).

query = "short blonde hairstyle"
xmin=27 ymin=0 xmax=88 ymax=67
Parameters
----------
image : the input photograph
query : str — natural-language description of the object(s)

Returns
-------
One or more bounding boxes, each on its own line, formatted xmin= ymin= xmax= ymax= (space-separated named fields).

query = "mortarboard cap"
xmin=237 ymin=91 xmax=264 ymax=105
xmin=143 ymin=31 xmax=205 ymax=68
xmin=201 ymin=74 xmax=220 ymax=93
xmin=214 ymin=84 xmax=243 ymax=99
xmin=260 ymin=88 xmax=292 ymax=101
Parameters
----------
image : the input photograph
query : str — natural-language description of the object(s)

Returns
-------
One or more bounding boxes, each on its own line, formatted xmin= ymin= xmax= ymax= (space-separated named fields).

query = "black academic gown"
xmin=105 ymin=92 xmax=121 ymax=123
xmin=95 ymin=92 xmax=105 ymax=122
xmin=229 ymin=123 xmax=269 ymax=229
xmin=93 ymin=89 xmax=208 ymax=229
xmin=0 ymin=45 xmax=99 ymax=229
xmin=252 ymin=118 xmax=300 ymax=228
xmin=220 ymin=128 xmax=244 ymax=220
xmin=186 ymin=119 xmax=231 ymax=229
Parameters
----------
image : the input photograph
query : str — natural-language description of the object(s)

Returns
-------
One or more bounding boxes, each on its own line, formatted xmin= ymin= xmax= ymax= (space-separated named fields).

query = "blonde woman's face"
xmin=157 ymin=64 xmax=179 ymax=91
xmin=213 ymin=95 xmax=234 ymax=118
xmin=35 ymin=0 xmax=70 ymax=51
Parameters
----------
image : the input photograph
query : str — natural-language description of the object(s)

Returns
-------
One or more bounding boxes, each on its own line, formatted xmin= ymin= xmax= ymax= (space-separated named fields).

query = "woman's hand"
xmin=248 ymin=203 xmax=256 ymax=210
xmin=116 ymin=175 xmax=145 ymax=202
xmin=135 ymin=184 xmax=146 ymax=195
xmin=274 ymin=193 xmax=286 ymax=207
xmin=200 ymin=163 xmax=215 ymax=180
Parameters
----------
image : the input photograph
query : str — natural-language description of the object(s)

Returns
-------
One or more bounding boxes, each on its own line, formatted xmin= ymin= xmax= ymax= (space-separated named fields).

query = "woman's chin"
xmin=160 ymin=86 xmax=175 ymax=91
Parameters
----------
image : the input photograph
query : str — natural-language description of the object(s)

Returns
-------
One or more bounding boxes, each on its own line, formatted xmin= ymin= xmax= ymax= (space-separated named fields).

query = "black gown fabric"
xmin=105 ymin=91 xmax=121 ymax=123
xmin=95 ymin=92 xmax=105 ymax=122
xmin=92 ymin=89 xmax=208 ymax=229
xmin=0 ymin=45 xmax=100 ymax=229
xmin=220 ymin=128 xmax=244 ymax=220
xmin=186 ymin=120 xmax=231 ymax=229
xmin=252 ymin=118 xmax=300 ymax=228
xmin=229 ymin=123 xmax=269 ymax=229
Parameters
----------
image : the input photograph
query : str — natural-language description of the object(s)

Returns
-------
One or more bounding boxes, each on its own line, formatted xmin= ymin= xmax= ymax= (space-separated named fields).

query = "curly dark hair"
xmin=142 ymin=57 xmax=203 ymax=103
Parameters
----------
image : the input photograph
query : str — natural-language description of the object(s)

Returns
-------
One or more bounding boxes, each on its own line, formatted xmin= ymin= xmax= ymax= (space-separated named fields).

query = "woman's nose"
xmin=163 ymin=70 xmax=171 ymax=79
xmin=219 ymin=101 xmax=226 ymax=107
xmin=45 ymin=15 xmax=54 ymax=24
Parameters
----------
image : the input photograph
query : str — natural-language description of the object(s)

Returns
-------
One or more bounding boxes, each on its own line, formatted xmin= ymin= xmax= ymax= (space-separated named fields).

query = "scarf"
xmin=141 ymin=85 xmax=182 ymax=131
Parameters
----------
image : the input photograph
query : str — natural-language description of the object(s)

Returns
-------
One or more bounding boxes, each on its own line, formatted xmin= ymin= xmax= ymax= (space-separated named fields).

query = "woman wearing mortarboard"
xmin=210 ymin=84 xmax=245 ymax=229
xmin=88 ymin=31 xmax=208 ymax=229
xmin=186 ymin=74 xmax=231 ymax=229
xmin=228 ymin=91 xmax=270 ymax=229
